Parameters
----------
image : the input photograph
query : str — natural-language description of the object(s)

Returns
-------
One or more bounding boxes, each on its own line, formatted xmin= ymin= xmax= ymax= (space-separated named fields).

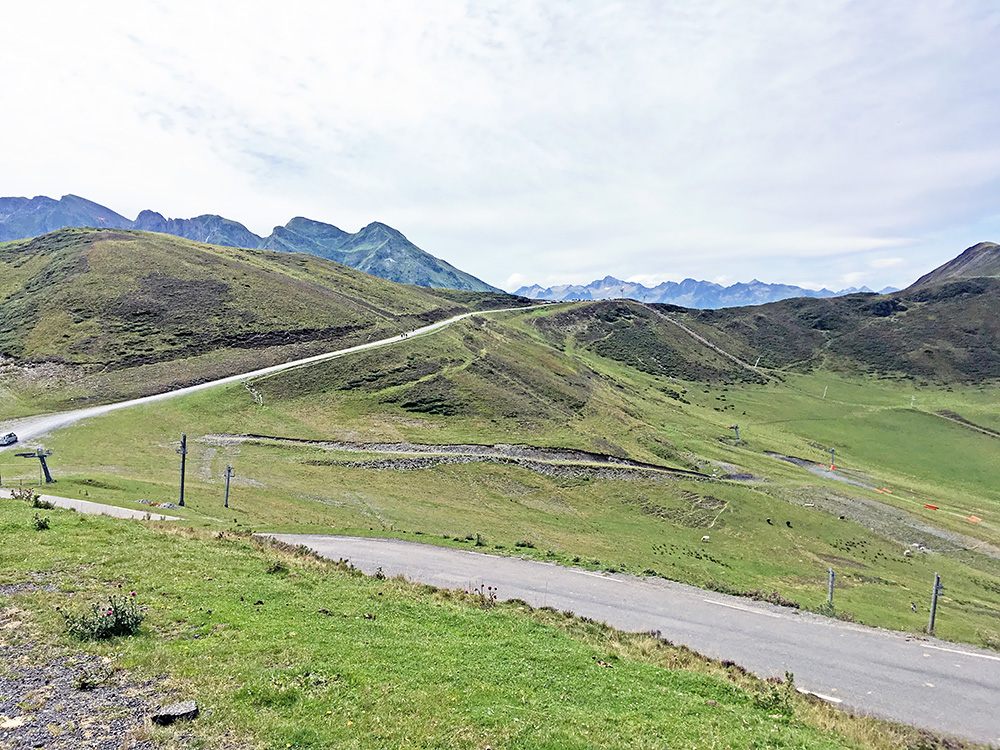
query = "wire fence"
xmin=0 ymin=463 xmax=44 ymax=487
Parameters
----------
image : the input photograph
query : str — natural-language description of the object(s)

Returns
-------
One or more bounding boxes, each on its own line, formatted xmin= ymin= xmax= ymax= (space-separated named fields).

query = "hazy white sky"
xmin=2 ymin=1 xmax=999 ymax=291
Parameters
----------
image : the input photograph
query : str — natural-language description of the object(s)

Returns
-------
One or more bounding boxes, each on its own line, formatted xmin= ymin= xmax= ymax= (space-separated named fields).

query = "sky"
xmin=2 ymin=1 xmax=999 ymax=292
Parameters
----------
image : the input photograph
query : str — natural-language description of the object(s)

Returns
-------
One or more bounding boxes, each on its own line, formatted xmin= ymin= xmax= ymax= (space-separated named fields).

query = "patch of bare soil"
xmin=0 ymin=602 xmax=167 ymax=750
xmin=783 ymin=486 xmax=1000 ymax=572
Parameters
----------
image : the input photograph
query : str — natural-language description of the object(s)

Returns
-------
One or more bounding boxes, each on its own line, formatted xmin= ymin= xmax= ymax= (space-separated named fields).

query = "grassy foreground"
xmin=0 ymin=500 xmax=965 ymax=750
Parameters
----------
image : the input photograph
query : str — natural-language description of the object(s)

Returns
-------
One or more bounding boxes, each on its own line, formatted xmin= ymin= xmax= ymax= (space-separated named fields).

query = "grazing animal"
xmin=701 ymin=535 xmax=710 ymax=543
xmin=766 ymin=518 xmax=773 ymax=525
xmin=786 ymin=521 xmax=792 ymax=528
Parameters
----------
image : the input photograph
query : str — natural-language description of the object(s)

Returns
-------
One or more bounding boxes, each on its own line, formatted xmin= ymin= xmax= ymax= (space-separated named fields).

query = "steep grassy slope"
xmin=0 ymin=228 xmax=525 ymax=410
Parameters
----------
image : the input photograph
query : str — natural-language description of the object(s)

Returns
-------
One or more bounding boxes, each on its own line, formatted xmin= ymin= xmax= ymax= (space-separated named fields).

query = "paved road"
xmin=0 ymin=306 xmax=534 ymax=446
xmin=0 ymin=488 xmax=179 ymax=520
xmin=272 ymin=534 xmax=1000 ymax=745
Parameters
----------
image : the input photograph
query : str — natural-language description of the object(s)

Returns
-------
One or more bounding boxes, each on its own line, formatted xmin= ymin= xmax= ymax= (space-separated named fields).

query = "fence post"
xmin=928 ymin=573 xmax=942 ymax=634
xmin=828 ymin=568 xmax=835 ymax=606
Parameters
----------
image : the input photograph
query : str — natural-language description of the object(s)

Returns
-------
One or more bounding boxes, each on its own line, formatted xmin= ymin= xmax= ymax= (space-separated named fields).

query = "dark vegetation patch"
xmin=533 ymin=301 xmax=754 ymax=382
xmin=703 ymin=581 xmax=800 ymax=609
xmin=673 ymin=279 xmax=1000 ymax=382
xmin=385 ymin=374 xmax=467 ymax=415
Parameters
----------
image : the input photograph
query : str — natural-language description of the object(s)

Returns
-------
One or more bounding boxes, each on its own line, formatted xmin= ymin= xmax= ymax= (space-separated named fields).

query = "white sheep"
xmin=701 ymin=535 xmax=710 ymax=543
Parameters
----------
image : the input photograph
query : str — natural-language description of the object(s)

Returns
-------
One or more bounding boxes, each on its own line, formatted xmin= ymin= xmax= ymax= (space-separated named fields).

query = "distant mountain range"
xmin=0 ymin=194 xmax=499 ymax=293
xmin=515 ymin=276 xmax=899 ymax=309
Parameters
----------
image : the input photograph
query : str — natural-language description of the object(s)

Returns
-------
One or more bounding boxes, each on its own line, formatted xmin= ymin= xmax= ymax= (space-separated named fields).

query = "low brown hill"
xmin=909 ymin=241 xmax=1000 ymax=288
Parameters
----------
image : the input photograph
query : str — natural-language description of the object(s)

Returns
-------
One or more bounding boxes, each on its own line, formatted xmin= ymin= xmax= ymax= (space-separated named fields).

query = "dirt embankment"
xmin=203 ymin=434 xmax=709 ymax=481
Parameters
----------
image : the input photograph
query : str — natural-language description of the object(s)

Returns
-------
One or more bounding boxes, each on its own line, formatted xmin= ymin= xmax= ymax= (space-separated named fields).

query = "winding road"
xmin=0 ymin=307 xmax=531 ymax=446
xmin=272 ymin=534 xmax=1000 ymax=745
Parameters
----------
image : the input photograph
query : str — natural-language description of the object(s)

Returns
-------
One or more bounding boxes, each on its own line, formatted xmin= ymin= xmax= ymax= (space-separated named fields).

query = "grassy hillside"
xmin=0 ymin=500 xmax=960 ymax=749
xmin=654 ymin=278 xmax=1000 ymax=383
xmin=19 ymin=309 xmax=1000 ymax=649
xmin=0 ymin=228 xmax=525 ymax=412
xmin=4 ymin=241 xmax=1000 ymax=652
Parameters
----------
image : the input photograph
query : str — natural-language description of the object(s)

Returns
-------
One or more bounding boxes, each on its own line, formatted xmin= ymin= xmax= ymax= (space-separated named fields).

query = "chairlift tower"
xmin=177 ymin=434 xmax=187 ymax=507
xmin=15 ymin=449 xmax=55 ymax=484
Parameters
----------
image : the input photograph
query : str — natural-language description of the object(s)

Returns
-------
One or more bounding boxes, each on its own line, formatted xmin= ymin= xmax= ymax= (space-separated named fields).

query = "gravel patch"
xmin=0 ymin=645 xmax=162 ymax=750
xmin=206 ymin=433 xmax=709 ymax=481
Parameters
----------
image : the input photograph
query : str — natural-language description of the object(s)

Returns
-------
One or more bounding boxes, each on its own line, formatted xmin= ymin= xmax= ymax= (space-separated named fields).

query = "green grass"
xmin=0 ymin=500 xmax=957 ymax=749
xmin=17 ymin=317 xmax=999 ymax=649
xmin=6 ymin=301 xmax=1000 ymax=650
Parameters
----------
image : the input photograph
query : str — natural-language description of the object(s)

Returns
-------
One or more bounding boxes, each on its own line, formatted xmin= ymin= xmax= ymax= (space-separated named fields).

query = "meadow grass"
xmin=0 ymin=500 xmax=967 ymax=749
xmin=8 ymin=311 xmax=1000 ymax=649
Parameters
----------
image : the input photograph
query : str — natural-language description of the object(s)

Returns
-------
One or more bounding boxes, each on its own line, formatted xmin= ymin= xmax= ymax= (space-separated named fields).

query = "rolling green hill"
xmin=651 ymin=277 xmax=1000 ymax=383
xmin=0 ymin=227 xmax=525 ymax=410
xmin=4 ymin=235 xmax=1000 ymax=652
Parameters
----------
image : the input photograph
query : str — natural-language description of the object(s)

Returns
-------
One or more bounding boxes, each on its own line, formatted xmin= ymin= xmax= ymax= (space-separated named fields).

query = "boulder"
xmin=151 ymin=700 xmax=199 ymax=726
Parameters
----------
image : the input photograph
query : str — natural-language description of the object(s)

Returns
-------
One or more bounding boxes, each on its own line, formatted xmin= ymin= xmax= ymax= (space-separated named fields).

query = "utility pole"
xmin=829 ymin=448 xmax=835 ymax=470
xmin=224 ymin=465 xmax=234 ymax=508
xmin=728 ymin=424 xmax=740 ymax=441
xmin=828 ymin=568 xmax=835 ymax=606
xmin=177 ymin=434 xmax=187 ymax=507
xmin=928 ymin=573 xmax=943 ymax=634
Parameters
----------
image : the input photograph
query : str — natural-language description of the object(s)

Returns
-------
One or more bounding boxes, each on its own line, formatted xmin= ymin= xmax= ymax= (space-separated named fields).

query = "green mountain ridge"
xmin=0 ymin=194 xmax=499 ymax=293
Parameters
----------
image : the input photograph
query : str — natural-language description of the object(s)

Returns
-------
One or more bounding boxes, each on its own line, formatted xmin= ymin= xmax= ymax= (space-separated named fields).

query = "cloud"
xmin=1 ymin=1 xmax=999 ymax=292
xmin=870 ymin=257 xmax=906 ymax=269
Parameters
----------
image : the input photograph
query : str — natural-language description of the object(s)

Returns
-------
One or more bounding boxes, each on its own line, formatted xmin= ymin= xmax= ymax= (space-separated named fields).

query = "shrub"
xmin=63 ymin=592 xmax=143 ymax=640
xmin=514 ymin=539 xmax=535 ymax=549
xmin=12 ymin=487 xmax=54 ymax=509
xmin=31 ymin=513 xmax=50 ymax=530
xmin=472 ymin=584 xmax=498 ymax=610
xmin=266 ymin=560 xmax=288 ymax=575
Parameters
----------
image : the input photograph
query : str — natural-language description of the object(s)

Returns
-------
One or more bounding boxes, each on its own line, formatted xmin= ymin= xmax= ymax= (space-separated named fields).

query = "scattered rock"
xmin=151 ymin=700 xmax=199 ymax=726
xmin=136 ymin=499 xmax=153 ymax=506
xmin=155 ymin=502 xmax=181 ymax=510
